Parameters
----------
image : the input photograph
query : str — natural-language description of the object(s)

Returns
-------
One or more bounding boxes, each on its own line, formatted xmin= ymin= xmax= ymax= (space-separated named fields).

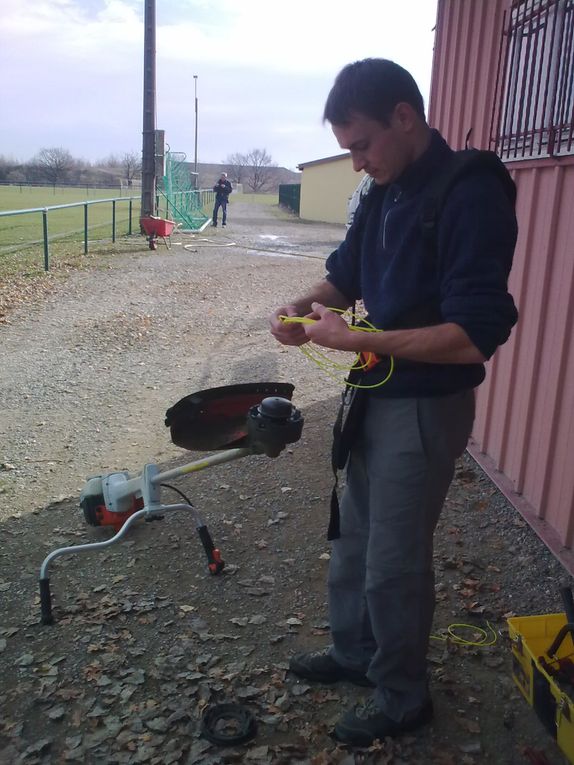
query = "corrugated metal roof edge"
xmin=297 ymin=152 xmax=351 ymax=170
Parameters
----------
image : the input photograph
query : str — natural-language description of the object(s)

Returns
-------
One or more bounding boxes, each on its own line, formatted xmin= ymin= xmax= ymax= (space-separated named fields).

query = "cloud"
xmin=0 ymin=0 xmax=438 ymax=169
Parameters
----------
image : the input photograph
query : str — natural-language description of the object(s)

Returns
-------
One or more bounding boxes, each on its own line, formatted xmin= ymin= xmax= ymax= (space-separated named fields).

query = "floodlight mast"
xmin=194 ymin=75 xmax=199 ymax=184
xmin=141 ymin=0 xmax=156 ymax=220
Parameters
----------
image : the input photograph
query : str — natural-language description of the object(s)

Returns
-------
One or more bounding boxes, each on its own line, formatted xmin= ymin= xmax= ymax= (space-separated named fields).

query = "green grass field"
xmin=0 ymin=186 xmax=140 ymax=252
xmin=0 ymin=186 xmax=140 ymax=280
xmin=0 ymin=186 xmax=277 ymax=214
xmin=0 ymin=185 xmax=134 ymax=212
xmin=231 ymin=192 xmax=278 ymax=206
xmin=0 ymin=188 xmax=277 ymax=250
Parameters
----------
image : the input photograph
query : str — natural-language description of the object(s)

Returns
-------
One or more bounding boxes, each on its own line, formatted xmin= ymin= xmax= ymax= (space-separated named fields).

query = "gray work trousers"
xmin=328 ymin=391 xmax=475 ymax=721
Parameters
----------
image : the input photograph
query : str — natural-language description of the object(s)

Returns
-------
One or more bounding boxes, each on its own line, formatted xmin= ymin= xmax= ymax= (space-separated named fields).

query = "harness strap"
xmin=328 ymin=383 xmax=367 ymax=540
xmin=328 ymin=484 xmax=341 ymax=541
xmin=328 ymin=391 xmax=346 ymax=540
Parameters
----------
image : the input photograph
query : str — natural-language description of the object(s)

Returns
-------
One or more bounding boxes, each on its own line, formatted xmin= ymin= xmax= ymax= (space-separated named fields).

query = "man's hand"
xmin=303 ymin=303 xmax=357 ymax=351
xmin=269 ymin=280 xmax=353 ymax=348
xmin=269 ymin=305 xmax=310 ymax=347
xmin=270 ymin=303 xmax=357 ymax=352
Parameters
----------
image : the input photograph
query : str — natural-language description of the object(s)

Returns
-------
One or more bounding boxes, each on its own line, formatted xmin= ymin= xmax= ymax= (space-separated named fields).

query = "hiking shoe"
xmin=333 ymin=697 xmax=434 ymax=746
xmin=289 ymin=649 xmax=374 ymax=687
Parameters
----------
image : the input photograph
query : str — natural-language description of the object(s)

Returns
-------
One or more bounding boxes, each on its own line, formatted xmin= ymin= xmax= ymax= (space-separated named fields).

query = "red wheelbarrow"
xmin=140 ymin=216 xmax=176 ymax=250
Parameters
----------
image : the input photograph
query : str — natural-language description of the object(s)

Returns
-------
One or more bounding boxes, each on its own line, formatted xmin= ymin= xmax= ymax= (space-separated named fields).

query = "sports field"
xmin=0 ymin=186 xmax=276 ymax=276
xmin=0 ymin=185 xmax=134 ymax=211
xmin=0 ymin=185 xmax=275 ymax=212
xmin=0 ymin=186 xmax=139 ymax=252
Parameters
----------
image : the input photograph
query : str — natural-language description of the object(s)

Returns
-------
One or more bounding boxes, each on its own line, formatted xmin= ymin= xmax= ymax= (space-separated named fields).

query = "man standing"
xmin=269 ymin=59 xmax=518 ymax=746
xmin=212 ymin=172 xmax=232 ymax=227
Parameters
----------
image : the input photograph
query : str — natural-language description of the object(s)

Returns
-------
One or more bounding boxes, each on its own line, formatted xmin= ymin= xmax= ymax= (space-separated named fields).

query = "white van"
xmin=346 ymin=174 xmax=374 ymax=229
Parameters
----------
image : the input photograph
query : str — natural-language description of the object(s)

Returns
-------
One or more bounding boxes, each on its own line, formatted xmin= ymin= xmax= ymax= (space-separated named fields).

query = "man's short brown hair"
xmin=323 ymin=58 xmax=426 ymax=127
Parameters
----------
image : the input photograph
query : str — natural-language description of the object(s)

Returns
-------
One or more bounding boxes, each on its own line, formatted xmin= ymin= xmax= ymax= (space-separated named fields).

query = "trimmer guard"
xmin=165 ymin=382 xmax=295 ymax=451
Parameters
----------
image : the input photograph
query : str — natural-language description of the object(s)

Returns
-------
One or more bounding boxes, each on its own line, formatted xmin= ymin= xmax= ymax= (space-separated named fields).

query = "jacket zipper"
xmin=382 ymin=189 xmax=403 ymax=250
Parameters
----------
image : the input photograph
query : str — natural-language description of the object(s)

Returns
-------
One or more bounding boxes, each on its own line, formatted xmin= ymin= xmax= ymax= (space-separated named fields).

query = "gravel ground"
xmin=0 ymin=199 xmax=571 ymax=765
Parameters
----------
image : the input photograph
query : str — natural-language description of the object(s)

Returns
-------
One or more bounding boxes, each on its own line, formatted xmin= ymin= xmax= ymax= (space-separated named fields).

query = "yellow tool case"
xmin=508 ymin=613 xmax=574 ymax=764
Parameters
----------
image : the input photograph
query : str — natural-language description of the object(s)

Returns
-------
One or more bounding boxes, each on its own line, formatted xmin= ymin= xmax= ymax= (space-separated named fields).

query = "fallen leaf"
xmin=47 ymin=706 xmax=66 ymax=721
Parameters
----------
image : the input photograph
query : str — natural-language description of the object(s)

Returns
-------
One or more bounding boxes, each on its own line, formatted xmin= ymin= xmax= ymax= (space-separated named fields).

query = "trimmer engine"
xmin=80 ymin=474 xmax=144 ymax=532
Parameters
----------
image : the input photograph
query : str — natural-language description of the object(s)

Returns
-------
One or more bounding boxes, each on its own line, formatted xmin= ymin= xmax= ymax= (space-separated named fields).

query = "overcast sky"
xmin=1 ymin=0 xmax=438 ymax=172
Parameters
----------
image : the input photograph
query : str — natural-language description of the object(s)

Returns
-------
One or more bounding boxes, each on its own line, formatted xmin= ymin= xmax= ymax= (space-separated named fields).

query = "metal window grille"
xmin=491 ymin=0 xmax=574 ymax=159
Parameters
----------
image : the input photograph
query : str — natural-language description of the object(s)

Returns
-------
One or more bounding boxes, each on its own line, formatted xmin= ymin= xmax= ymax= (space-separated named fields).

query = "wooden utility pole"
xmin=141 ymin=0 xmax=156 ymax=220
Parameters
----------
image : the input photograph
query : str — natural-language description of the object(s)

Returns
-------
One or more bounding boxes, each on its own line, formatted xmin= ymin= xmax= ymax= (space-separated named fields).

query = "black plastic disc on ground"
xmin=200 ymin=703 xmax=257 ymax=746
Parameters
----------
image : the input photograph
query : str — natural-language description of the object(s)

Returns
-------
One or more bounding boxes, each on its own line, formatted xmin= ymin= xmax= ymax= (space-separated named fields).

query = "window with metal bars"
xmin=492 ymin=0 xmax=574 ymax=159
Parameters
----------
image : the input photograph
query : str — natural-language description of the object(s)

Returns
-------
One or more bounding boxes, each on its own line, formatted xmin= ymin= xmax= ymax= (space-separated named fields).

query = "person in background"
xmin=212 ymin=172 xmax=232 ymax=227
xmin=269 ymin=58 xmax=518 ymax=746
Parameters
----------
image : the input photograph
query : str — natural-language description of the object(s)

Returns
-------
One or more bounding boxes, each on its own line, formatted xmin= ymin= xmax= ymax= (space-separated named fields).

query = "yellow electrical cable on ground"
xmin=279 ymin=307 xmax=394 ymax=390
xmin=430 ymin=621 xmax=498 ymax=647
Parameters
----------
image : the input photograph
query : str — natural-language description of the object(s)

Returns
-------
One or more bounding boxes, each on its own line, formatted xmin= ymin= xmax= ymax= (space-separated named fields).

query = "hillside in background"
xmin=189 ymin=162 xmax=300 ymax=191
xmin=0 ymin=155 xmax=301 ymax=193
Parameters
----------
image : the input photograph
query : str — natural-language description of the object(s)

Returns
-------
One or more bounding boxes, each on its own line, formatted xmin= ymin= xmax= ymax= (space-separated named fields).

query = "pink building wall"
xmin=429 ymin=0 xmax=574 ymax=572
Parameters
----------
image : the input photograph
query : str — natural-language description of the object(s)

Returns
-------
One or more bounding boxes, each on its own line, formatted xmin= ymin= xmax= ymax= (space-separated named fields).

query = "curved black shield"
xmin=165 ymin=382 xmax=295 ymax=451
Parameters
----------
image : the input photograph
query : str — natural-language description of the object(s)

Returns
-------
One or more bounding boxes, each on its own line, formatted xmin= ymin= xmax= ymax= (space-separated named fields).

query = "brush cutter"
xmin=39 ymin=382 xmax=304 ymax=624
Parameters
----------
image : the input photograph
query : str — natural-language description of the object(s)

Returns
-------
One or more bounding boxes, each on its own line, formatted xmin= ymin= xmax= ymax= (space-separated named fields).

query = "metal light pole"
xmin=193 ymin=75 xmax=198 ymax=185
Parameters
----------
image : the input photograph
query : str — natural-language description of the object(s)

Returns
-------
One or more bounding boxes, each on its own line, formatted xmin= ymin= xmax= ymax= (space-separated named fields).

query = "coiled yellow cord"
xmin=430 ymin=621 xmax=498 ymax=647
xmin=279 ymin=307 xmax=394 ymax=390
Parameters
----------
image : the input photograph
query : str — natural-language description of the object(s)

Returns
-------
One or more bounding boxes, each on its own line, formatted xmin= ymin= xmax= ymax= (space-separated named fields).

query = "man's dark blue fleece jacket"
xmin=325 ymin=130 xmax=518 ymax=397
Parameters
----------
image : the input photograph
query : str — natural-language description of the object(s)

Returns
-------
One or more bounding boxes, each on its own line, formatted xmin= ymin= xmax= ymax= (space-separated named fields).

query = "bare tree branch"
xmin=224 ymin=152 xmax=249 ymax=185
xmin=244 ymin=148 xmax=276 ymax=192
xmin=121 ymin=152 xmax=142 ymax=186
xmin=33 ymin=147 xmax=75 ymax=185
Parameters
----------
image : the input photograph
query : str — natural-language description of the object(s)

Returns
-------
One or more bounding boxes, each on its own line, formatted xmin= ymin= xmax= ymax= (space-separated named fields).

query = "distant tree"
xmin=244 ymin=148 xmax=276 ymax=192
xmin=0 ymin=155 xmax=18 ymax=182
xmin=224 ymin=152 xmax=249 ymax=185
xmin=6 ymin=168 xmax=27 ymax=184
xmin=94 ymin=154 xmax=120 ymax=168
xmin=120 ymin=152 xmax=142 ymax=187
xmin=34 ymin=147 xmax=75 ymax=185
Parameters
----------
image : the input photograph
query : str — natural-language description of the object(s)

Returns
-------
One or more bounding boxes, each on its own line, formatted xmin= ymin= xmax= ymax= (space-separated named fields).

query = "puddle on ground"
xmin=250 ymin=234 xmax=302 ymax=258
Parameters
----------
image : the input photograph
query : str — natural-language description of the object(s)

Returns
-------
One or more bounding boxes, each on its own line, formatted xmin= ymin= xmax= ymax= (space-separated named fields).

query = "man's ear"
xmin=392 ymin=102 xmax=418 ymax=133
